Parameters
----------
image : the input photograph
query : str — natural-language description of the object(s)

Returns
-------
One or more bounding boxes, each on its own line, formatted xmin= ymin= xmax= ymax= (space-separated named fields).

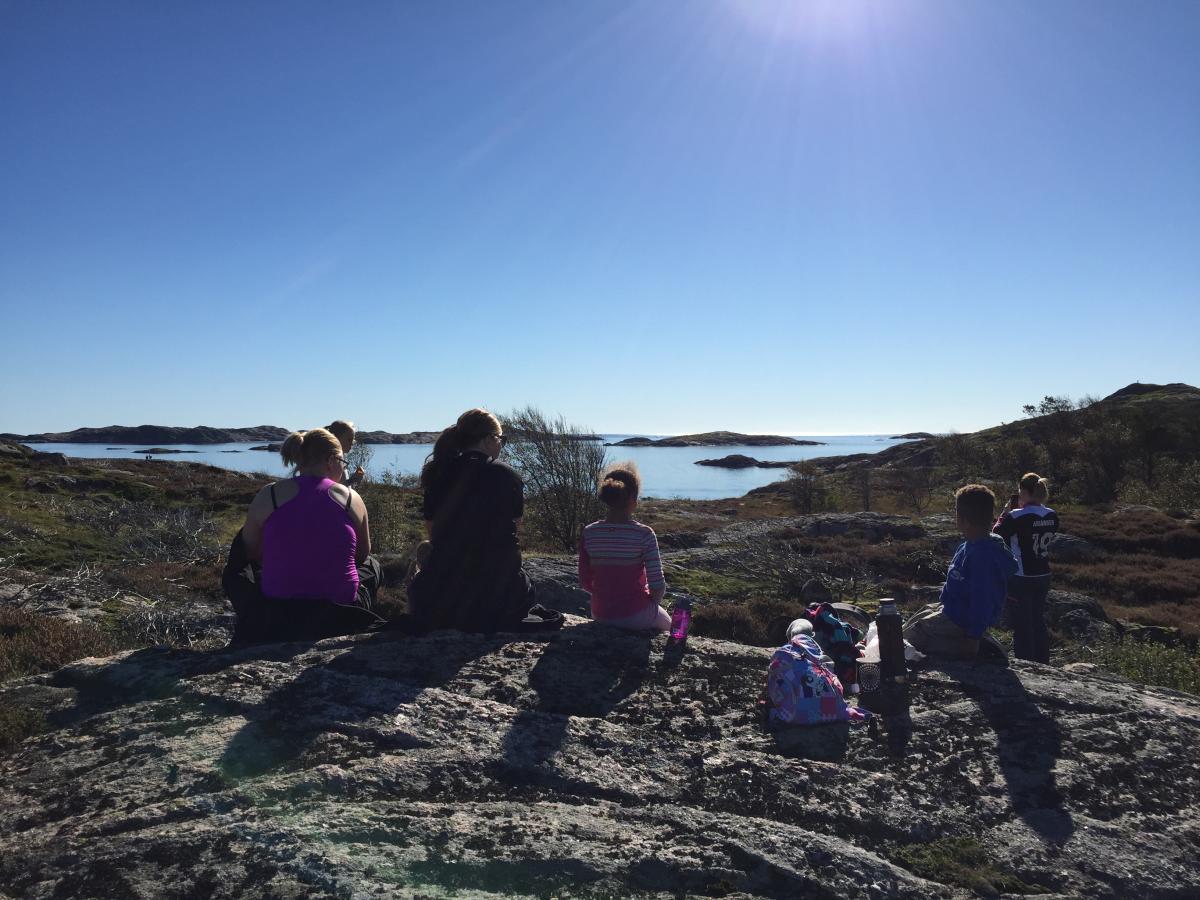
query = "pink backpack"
xmin=766 ymin=634 xmax=857 ymax=726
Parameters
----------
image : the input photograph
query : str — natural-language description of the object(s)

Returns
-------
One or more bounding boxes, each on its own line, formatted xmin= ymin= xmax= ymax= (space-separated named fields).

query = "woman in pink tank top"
xmin=578 ymin=462 xmax=671 ymax=632
xmin=228 ymin=427 xmax=380 ymax=641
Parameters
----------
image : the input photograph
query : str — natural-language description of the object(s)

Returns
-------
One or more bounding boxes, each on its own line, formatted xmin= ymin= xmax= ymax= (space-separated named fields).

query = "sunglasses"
xmin=493 ymin=433 xmax=508 ymax=447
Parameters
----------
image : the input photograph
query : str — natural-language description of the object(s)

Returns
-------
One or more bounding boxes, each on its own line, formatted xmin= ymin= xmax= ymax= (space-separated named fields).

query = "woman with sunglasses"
xmin=408 ymin=408 xmax=534 ymax=631
xmin=226 ymin=427 xmax=380 ymax=641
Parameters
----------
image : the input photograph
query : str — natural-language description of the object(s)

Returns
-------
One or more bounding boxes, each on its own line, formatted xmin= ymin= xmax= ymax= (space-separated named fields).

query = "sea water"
xmin=29 ymin=435 xmax=911 ymax=500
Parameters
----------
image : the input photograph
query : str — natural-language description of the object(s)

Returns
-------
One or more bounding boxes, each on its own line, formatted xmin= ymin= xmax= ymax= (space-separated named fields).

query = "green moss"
xmin=668 ymin=566 xmax=764 ymax=601
xmin=890 ymin=837 xmax=1038 ymax=894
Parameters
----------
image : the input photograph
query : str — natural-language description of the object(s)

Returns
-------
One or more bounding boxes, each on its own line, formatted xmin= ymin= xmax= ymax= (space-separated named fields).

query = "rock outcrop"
xmin=694 ymin=454 xmax=794 ymax=469
xmin=609 ymin=432 xmax=823 ymax=448
xmin=0 ymin=426 xmax=293 ymax=445
xmin=2 ymin=620 xmax=1197 ymax=898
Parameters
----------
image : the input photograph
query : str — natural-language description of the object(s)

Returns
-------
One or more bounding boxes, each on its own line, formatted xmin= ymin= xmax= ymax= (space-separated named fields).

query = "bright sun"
xmin=724 ymin=0 xmax=887 ymax=43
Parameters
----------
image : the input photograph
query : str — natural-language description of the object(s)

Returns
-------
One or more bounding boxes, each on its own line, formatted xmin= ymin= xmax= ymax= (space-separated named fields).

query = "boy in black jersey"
xmin=993 ymin=473 xmax=1059 ymax=663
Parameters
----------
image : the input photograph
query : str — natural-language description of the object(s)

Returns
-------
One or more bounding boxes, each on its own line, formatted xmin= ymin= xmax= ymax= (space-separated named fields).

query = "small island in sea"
xmin=694 ymin=454 xmax=797 ymax=469
xmin=607 ymin=431 xmax=824 ymax=448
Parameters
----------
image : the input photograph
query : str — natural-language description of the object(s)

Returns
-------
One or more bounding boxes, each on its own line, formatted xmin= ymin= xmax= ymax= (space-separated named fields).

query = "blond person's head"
xmin=1018 ymin=472 xmax=1050 ymax=504
xmin=280 ymin=428 xmax=345 ymax=478
xmin=598 ymin=462 xmax=641 ymax=509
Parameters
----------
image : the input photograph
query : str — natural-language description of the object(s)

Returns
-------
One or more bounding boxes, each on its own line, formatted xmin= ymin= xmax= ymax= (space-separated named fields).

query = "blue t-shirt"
xmin=939 ymin=534 xmax=1018 ymax=638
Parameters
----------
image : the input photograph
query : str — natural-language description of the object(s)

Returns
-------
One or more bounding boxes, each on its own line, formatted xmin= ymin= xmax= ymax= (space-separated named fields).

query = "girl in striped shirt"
xmin=579 ymin=462 xmax=671 ymax=631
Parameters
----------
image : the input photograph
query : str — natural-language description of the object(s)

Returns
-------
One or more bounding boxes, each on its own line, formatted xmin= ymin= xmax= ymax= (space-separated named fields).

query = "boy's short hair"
xmin=955 ymin=483 xmax=996 ymax=527
xmin=326 ymin=420 xmax=355 ymax=444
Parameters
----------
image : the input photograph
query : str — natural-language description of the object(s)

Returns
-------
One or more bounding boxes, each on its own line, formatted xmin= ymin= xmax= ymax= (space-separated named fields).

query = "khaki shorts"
xmin=902 ymin=602 xmax=980 ymax=660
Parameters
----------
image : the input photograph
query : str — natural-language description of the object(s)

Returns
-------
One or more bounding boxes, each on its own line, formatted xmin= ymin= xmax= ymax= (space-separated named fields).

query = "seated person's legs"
xmin=355 ymin=555 xmax=382 ymax=610
xmin=596 ymin=601 xmax=671 ymax=632
xmin=903 ymin=603 xmax=980 ymax=659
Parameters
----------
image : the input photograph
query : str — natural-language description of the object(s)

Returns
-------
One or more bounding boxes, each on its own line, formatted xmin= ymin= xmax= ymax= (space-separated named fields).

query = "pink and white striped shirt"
xmin=578 ymin=520 xmax=666 ymax=621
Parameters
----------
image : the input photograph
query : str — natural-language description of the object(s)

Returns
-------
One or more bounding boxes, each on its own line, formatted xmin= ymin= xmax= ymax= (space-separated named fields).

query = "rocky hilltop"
xmin=0 ymin=425 xmax=293 ymax=445
xmin=802 ymin=382 xmax=1200 ymax=474
xmin=1 ymin=620 xmax=1197 ymax=898
xmin=610 ymin=432 xmax=823 ymax=448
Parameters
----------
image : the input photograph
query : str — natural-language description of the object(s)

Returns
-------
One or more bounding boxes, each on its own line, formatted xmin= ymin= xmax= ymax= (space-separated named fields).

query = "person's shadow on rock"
xmin=499 ymin=622 xmax=654 ymax=781
xmin=215 ymin=630 xmax=510 ymax=781
xmin=47 ymin=642 xmax=315 ymax=729
xmin=950 ymin=663 xmax=1076 ymax=845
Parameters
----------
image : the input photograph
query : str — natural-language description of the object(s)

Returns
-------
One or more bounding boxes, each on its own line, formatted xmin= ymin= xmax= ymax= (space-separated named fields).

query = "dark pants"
xmin=1008 ymin=575 xmax=1051 ymax=663
xmin=407 ymin=562 xmax=534 ymax=633
xmin=222 ymin=531 xmax=383 ymax=645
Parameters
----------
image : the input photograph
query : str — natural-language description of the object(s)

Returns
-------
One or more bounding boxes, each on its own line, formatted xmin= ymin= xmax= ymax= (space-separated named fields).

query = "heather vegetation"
xmin=2 ymin=381 xmax=1198 ymax=757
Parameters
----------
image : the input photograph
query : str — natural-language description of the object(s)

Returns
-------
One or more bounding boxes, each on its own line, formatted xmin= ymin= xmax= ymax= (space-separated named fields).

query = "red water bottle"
xmin=670 ymin=598 xmax=693 ymax=641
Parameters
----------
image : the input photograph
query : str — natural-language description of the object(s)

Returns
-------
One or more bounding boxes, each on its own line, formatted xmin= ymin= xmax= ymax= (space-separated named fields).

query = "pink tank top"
xmin=261 ymin=476 xmax=359 ymax=605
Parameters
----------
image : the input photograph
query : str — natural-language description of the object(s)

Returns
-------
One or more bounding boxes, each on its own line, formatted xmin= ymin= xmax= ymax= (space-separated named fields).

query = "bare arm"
xmin=644 ymin=528 xmax=667 ymax=605
xmin=349 ymin=489 xmax=371 ymax=563
xmin=241 ymin=486 xmax=274 ymax=562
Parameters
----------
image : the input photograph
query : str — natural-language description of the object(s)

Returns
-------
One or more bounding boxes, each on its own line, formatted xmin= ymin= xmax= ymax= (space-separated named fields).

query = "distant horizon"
xmin=6 ymin=427 xmax=923 ymax=440
xmin=5 ymin=378 xmax=1191 ymax=438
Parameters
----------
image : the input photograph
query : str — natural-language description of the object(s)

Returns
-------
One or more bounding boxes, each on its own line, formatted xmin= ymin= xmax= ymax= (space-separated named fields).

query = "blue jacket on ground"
xmin=939 ymin=534 xmax=1018 ymax=638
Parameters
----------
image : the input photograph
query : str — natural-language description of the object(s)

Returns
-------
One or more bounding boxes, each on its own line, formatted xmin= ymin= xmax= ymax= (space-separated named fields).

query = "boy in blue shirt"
xmin=904 ymin=484 xmax=1018 ymax=659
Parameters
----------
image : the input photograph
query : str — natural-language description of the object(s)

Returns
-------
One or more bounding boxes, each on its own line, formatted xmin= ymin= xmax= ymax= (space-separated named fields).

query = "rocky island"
xmin=0 ymin=425 xmax=292 ymax=445
xmin=694 ymin=454 xmax=796 ymax=469
xmin=609 ymin=432 xmax=824 ymax=448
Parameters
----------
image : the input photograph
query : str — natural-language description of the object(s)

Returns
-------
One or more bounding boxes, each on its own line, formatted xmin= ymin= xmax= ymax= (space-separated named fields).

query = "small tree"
xmin=502 ymin=406 xmax=608 ymax=551
xmin=346 ymin=441 xmax=374 ymax=480
xmin=887 ymin=466 xmax=936 ymax=516
xmin=786 ymin=460 xmax=827 ymax=513
xmin=937 ymin=431 xmax=973 ymax=479
xmin=857 ymin=466 xmax=872 ymax=512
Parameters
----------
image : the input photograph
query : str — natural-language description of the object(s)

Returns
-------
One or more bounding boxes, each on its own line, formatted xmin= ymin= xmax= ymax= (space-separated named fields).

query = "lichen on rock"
xmin=1 ymin=619 xmax=1198 ymax=898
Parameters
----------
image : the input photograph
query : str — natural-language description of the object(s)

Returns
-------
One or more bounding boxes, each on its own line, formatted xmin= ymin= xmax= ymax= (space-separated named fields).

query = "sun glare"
xmin=724 ymin=0 xmax=889 ymax=43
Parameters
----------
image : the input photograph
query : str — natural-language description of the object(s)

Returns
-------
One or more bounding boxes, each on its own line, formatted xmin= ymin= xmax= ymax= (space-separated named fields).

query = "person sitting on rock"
xmin=326 ymin=419 xmax=365 ymax=487
xmin=406 ymin=408 xmax=536 ymax=632
xmin=225 ymin=427 xmax=381 ymax=643
xmin=578 ymin=462 xmax=671 ymax=632
xmin=903 ymin=484 xmax=1017 ymax=659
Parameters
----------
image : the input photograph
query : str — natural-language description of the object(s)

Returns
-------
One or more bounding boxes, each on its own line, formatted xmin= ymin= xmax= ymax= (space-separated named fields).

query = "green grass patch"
xmin=890 ymin=837 xmax=1038 ymax=895
xmin=667 ymin=566 xmax=765 ymax=601
xmin=1087 ymin=638 xmax=1200 ymax=694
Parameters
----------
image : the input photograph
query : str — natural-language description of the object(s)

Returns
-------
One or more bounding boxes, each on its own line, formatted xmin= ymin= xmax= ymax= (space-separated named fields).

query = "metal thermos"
xmin=877 ymin=600 xmax=906 ymax=685
xmin=858 ymin=600 xmax=909 ymax=716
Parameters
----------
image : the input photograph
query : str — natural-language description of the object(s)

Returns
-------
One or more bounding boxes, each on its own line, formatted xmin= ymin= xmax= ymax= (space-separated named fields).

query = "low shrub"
xmin=355 ymin=480 xmax=425 ymax=556
xmin=1055 ymin=554 xmax=1200 ymax=608
xmin=890 ymin=838 xmax=1038 ymax=895
xmin=0 ymin=702 xmax=44 ymax=752
xmin=0 ymin=607 xmax=115 ymax=682
xmin=1071 ymin=638 xmax=1200 ymax=694
xmin=692 ymin=596 xmax=810 ymax=647
xmin=1060 ymin=507 xmax=1200 ymax=558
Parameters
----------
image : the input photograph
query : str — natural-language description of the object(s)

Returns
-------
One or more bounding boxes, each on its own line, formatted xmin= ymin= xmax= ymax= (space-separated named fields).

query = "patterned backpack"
xmin=765 ymin=634 xmax=856 ymax=727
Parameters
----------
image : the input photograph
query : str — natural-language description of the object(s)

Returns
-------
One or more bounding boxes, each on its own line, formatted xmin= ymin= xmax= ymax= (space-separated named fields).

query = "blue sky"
xmin=2 ymin=0 xmax=1197 ymax=435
